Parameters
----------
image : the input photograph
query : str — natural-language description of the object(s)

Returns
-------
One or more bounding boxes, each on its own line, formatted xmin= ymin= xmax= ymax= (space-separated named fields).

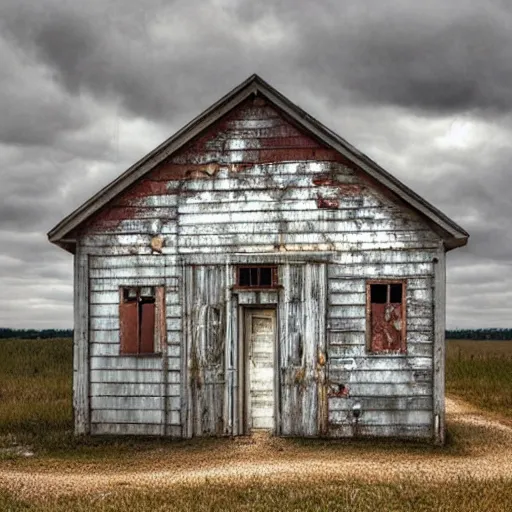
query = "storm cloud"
xmin=0 ymin=0 xmax=511 ymax=328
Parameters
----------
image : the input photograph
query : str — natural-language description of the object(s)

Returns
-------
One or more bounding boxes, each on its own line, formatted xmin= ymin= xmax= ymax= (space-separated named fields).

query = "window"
xmin=237 ymin=266 xmax=278 ymax=288
xmin=119 ymin=286 xmax=165 ymax=355
xmin=366 ymin=280 xmax=406 ymax=354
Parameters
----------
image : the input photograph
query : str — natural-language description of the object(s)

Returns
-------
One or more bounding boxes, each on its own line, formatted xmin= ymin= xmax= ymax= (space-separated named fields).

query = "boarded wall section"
xmin=87 ymin=253 xmax=182 ymax=436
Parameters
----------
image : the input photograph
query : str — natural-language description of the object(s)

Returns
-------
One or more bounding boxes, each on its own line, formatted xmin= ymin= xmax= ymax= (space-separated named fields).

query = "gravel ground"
xmin=1 ymin=396 xmax=511 ymax=499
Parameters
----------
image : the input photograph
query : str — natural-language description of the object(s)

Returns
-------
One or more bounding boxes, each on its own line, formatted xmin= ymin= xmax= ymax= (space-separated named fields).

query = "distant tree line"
xmin=0 ymin=328 xmax=73 ymax=339
xmin=446 ymin=329 xmax=512 ymax=340
xmin=1 ymin=327 xmax=511 ymax=341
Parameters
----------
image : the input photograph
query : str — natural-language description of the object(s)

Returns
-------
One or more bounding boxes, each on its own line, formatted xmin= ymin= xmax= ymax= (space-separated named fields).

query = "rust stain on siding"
xmin=82 ymin=96 xmax=359 ymax=232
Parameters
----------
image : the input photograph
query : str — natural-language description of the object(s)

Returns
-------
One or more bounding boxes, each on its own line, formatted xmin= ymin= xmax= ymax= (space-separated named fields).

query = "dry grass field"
xmin=0 ymin=338 xmax=511 ymax=511
xmin=446 ymin=339 xmax=512 ymax=418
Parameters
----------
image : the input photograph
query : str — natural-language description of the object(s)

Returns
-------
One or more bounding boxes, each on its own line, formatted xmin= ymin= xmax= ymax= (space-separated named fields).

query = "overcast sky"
xmin=1 ymin=0 xmax=511 ymax=329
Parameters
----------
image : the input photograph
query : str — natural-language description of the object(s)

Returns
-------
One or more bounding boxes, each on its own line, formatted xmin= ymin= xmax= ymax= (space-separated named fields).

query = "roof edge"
xmin=48 ymin=73 xmax=468 ymax=249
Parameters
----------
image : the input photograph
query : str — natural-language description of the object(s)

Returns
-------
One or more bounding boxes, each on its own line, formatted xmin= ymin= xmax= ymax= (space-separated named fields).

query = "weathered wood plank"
xmin=90 ymin=370 xmax=163 ymax=384
xmin=328 ymin=318 xmax=366 ymax=332
xmin=89 ymin=304 xmax=180 ymax=318
xmin=433 ymin=246 xmax=446 ymax=444
xmin=90 ymin=357 xmax=163 ymax=371
xmin=91 ymin=396 xmax=164 ymax=410
xmin=328 ymin=369 xmax=432 ymax=384
xmin=328 ymin=342 xmax=432 ymax=358
xmin=90 ymin=255 xmax=178 ymax=268
xmin=90 ymin=331 xmax=119 ymax=343
xmin=329 ymin=410 xmax=432 ymax=426
xmin=337 ymin=382 xmax=432 ymax=396
xmin=90 ymin=278 xmax=177 ymax=291
xmin=329 ymin=396 xmax=432 ymax=411
xmin=328 ymin=263 xmax=433 ymax=278
xmin=329 ymin=332 xmax=365 ymax=345
xmin=73 ymin=244 xmax=89 ymax=435
xmin=178 ymin=231 xmax=437 ymax=248
xmin=90 ymin=383 xmax=180 ymax=396
xmin=329 ymin=306 xmax=365 ymax=319
xmin=178 ymin=219 xmax=427 ymax=235
xmin=328 ymin=357 xmax=432 ymax=371
xmin=90 ymin=267 xmax=179 ymax=279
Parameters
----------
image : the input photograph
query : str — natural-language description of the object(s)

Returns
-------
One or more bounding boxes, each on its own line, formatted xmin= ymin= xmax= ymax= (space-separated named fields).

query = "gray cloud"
xmin=0 ymin=0 xmax=511 ymax=328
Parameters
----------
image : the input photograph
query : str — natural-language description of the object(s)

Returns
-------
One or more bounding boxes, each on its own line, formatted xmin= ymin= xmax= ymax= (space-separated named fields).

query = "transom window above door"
xmin=237 ymin=266 xmax=278 ymax=288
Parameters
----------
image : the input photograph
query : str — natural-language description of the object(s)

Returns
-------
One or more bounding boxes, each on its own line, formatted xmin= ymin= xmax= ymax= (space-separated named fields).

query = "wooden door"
xmin=245 ymin=309 xmax=276 ymax=431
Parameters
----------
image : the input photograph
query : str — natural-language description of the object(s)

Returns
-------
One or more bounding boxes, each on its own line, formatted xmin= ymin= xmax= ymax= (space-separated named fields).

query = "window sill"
xmin=366 ymin=351 xmax=408 ymax=357
xmin=231 ymin=285 xmax=282 ymax=291
xmin=119 ymin=352 xmax=163 ymax=358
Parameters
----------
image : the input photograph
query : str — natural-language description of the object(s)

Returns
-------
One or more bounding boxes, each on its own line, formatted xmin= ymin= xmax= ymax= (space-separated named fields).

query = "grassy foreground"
xmin=0 ymin=478 xmax=512 ymax=512
xmin=0 ymin=338 xmax=511 ymax=511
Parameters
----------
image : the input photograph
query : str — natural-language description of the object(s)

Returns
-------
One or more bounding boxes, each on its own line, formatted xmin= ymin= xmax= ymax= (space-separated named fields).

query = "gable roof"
xmin=48 ymin=74 xmax=468 ymax=252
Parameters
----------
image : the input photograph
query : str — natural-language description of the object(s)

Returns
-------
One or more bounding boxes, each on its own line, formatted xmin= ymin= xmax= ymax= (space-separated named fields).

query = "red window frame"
xmin=366 ymin=280 xmax=407 ymax=354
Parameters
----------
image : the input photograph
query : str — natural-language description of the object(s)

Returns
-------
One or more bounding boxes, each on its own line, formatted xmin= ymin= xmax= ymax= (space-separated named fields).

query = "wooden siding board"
xmin=433 ymin=245 xmax=446 ymax=444
xmin=328 ymin=396 xmax=432 ymax=411
xmin=329 ymin=410 xmax=432 ymax=426
xmin=73 ymin=244 xmax=90 ymax=435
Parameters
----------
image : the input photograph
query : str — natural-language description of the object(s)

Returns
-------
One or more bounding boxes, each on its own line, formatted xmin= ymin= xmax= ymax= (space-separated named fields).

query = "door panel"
xmin=278 ymin=263 xmax=327 ymax=436
xmin=184 ymin=265 xmax=227 ymax=436
xmin=245 ymin=309 xmax=276 ymax=431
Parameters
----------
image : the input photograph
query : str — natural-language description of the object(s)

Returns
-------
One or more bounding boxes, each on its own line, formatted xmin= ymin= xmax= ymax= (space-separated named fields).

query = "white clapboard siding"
xmin=90 ymin=370 xmax=163 ymax=384
xmin=329 ymin=410 xmax=432 ymax=426
xmin=90 ymin=383 xmax=180 ymax=397
xmin=91 ymin=396 xmax=163 ymax=410
xmin=328 ymin=343 xmax=432 ymax=358
xmin=90 ymin=331 xmax=120 ymax=343
xmin=90 ymin=409 xmax=181 ymax=425
xmin=89 ymin=304 xmax=181 ymax=318
xmin=328 ymin=263 xmax=434 ymax=278
xmin=90 ymin=267 xmax=178 ymax=279
xmin=90 ymin=255 xmax=178 ymax=268
xmin=343 ymin=382 xmax=432 ymax=396
xmin=178 ymin=231 xmax=437 ymax=248
xmin=329 ymin=332 xmax=365 ymax=345
xmin=328 ymin=396 xmax=432 ymax=411
xmin=328 ymin=357 xmax=432 ymax=371
xmin=178 ymin=219 xmax=425 ymax=235
xmin=328 ymin=370 xmax=432 ymax=384
xmin=90 ymin=278 xmax=176 ymax=291
xmin=90 ymin=357 xmax=163 ymax=371
xmin=91 ymin=220 xmax=177 ymax=235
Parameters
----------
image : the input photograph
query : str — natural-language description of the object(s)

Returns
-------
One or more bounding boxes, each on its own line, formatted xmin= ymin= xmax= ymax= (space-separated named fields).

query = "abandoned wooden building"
xmin=48 ymin=74 xmax=468 ymax=443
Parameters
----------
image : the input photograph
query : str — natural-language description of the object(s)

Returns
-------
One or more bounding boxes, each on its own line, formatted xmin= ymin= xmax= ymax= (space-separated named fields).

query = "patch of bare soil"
xmin=1 ymin=396 xmax=512 ymax=499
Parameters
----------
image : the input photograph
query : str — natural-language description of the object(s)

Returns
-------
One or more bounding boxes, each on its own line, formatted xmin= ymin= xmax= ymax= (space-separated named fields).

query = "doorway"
xmin=243 ymin=309 xmax=276 ymax=433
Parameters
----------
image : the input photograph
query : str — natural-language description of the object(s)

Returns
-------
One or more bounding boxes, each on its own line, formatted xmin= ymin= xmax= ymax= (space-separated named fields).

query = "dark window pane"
xmin=390 ymin=284 xmax=403 ymax=303
xmin=250 ymin=268 xmax=258 ymax=286
xmin=260 ymin=267 xmax=272 ymax=286
xmin=238 ymin=266 xmax=278 ymax=287
xmin=239 ymin=268 xmax=251 ymax=286
xmin=371 ymin=284 xmax=387 ymax=304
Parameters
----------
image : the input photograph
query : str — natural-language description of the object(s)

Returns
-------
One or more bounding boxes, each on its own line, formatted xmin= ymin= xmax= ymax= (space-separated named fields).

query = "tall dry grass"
xmin=446 ymin=339 xmax=512 ymax=418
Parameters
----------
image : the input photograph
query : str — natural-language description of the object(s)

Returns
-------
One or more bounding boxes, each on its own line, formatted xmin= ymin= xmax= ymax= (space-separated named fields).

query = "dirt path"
xmin=1 ymin=396 xmax=512 ymax=498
